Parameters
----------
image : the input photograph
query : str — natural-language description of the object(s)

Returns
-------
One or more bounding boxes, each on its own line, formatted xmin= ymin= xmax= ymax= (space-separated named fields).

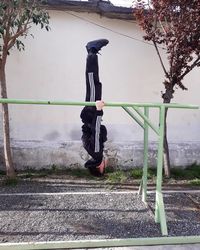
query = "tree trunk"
xmin=0 ymin=60 xmax=16 ymax=179
xmin=163 ymin=107 xmax=170 ymax=177
xmin=162 ymin=87 xmax=174 ymax=178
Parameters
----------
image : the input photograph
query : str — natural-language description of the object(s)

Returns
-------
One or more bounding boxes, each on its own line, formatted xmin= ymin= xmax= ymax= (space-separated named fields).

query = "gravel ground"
xmin=0 ymin=178 xmax=199 ymax=243
xmin=0 ymin=178 xmax=197 ymax=194
xmin=147 ymin=193 xmax=200 ymax=236
xmin=0 ymin=178 xmax=138 ymax=194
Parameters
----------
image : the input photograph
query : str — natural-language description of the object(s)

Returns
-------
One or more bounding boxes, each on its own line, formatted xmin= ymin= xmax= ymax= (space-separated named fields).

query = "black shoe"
xmin=86 ymin=39 xmax=109 ymax=53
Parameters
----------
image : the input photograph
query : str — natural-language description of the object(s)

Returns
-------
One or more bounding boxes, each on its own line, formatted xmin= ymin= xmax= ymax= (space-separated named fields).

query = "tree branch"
xmin=7 ymin=13 xmax=31 ymax=51
xmin=7 ymin=25 xmax=30 ymax=50
xmin=159 ymin=20 xmax=167 ymax=35
xmin=153 ymin=40 xmax=170 ymax=79
xmin=179 ymin=56 xmax=200 ymax=80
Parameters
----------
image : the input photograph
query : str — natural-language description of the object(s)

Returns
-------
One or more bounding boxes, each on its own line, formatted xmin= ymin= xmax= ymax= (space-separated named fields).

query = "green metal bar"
xmin=156 ymin=191 xmax=168 ymax=235
xmin=0 ymin=236 xmax=200 ymax=249
xmin=161 ymin=103 xmax=199 ymax=109
xmin=155 ymin=105 xmax=168 ymax=235
xmin=131 ymin=106 xmax=159 ymax=135
xmin=122 ymin=107 xmax=144 ymax=129
xmin=138 ymin=179 xmax=143 ymax=196
xmin=142 ymin=107 xmax=149 ymax=203
xmin=0 ymin=98 xmax=198 ymax=109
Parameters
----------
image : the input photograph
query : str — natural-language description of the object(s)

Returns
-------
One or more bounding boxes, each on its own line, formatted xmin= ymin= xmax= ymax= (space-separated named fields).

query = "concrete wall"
xmin=0 ymin=141 xmax=197 ymax=170
xmin=0 ymin=10 xmax=199 ymax=170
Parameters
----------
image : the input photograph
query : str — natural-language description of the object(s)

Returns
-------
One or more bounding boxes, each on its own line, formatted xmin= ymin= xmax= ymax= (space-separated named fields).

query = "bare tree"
xmin=133 ymin=0 xmax=200 ymax=177
xmin=0 ymin=0 xmax=50 ymax=178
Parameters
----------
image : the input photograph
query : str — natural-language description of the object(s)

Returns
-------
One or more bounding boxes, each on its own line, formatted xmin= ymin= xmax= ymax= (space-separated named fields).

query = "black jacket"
xmin=80 ymin=107 xmax=107 ymax=160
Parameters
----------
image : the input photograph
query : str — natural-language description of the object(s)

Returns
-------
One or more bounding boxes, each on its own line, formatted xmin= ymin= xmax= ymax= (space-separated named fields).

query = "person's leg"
xmin=85 ymin=39 xmax=109 ymax=102
xmin=85 ymin=51 xmax=101 ymax=102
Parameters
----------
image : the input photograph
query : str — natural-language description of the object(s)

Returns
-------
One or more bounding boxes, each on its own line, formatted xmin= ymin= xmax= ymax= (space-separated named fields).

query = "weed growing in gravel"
xmin=107 ymin=170 xmax=127 ymax=183
xmin=129 ymin=168 xmax=143 ymax=179
xmin=0 ymin=163 xmax=199 ymax=186
xmin=189 ymin=179 xmax=200 ymax=186
xmin=171 ymin=164 xmax=200 ymax=179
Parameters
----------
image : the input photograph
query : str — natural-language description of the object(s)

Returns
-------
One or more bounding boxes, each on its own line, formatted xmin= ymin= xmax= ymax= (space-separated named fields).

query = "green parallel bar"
xmin=0 ymin=236 xmax=200 ymax=250
xmin=161 ymin=103 xmax=199 ymax=109
xmin=142 ymin=107 xmax=149 ymax=203
xmin=122 ymin=106 xmax=144 ymax=129
xmin=155 ymin=105 xmax=168 ymax=235
xmin=138 ymin=179 xmax=143 ymax=196
xmin=131 ymin=106 xmax=159 ymax=135
xmin=156 ymin=191 xmax=168 ymax=235
xmin=0 ymin=98 xmax=198 ymax=109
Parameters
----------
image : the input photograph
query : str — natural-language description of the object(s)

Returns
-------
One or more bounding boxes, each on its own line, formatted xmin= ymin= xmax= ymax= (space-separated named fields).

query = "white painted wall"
xmin=3 ymin=10 xmax=200 ymax=145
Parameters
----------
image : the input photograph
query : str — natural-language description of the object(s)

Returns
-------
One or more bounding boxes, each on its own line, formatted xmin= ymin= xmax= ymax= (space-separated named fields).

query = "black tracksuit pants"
xmin=81 ymin=51 xmax=107 ymax=168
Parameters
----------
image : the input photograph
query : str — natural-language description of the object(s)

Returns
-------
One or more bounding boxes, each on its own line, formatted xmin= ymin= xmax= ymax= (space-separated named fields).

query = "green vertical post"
xmin=142 ymin=107 xmax=149 ymax=202
xmin=155 ymin=105 xmax=168 ymax=235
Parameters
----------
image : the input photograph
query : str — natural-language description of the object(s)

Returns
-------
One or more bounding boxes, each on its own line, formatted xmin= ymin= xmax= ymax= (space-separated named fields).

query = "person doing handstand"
xmin=80 ymin=39 xmax=109 ymax=176
xmin=81 ymin=100 xmax=107 ymax=176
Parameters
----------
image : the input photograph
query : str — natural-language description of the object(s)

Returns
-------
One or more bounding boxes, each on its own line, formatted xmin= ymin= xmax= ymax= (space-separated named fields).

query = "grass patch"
xmin=129 ymin=168 xmax=156 ymax=180
xmin=106 ymin=170 xmax=127 ymax=183
xmin=129 ymin=168 xmax=143 ymax=179
xmin=104 ymin=164 xmax=199 ymax=184
xmin=105 ymin=168 xmax=156 ymax=183
xmin=189 ymin=179 xmax=200 ymax=186
xmin=18 ymin=166 xmax=99 ymax=180
xmin=171 ymin=164 xmax=200 ymax=179
xmin=1 ymin=163 xmax=199 ymax=185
